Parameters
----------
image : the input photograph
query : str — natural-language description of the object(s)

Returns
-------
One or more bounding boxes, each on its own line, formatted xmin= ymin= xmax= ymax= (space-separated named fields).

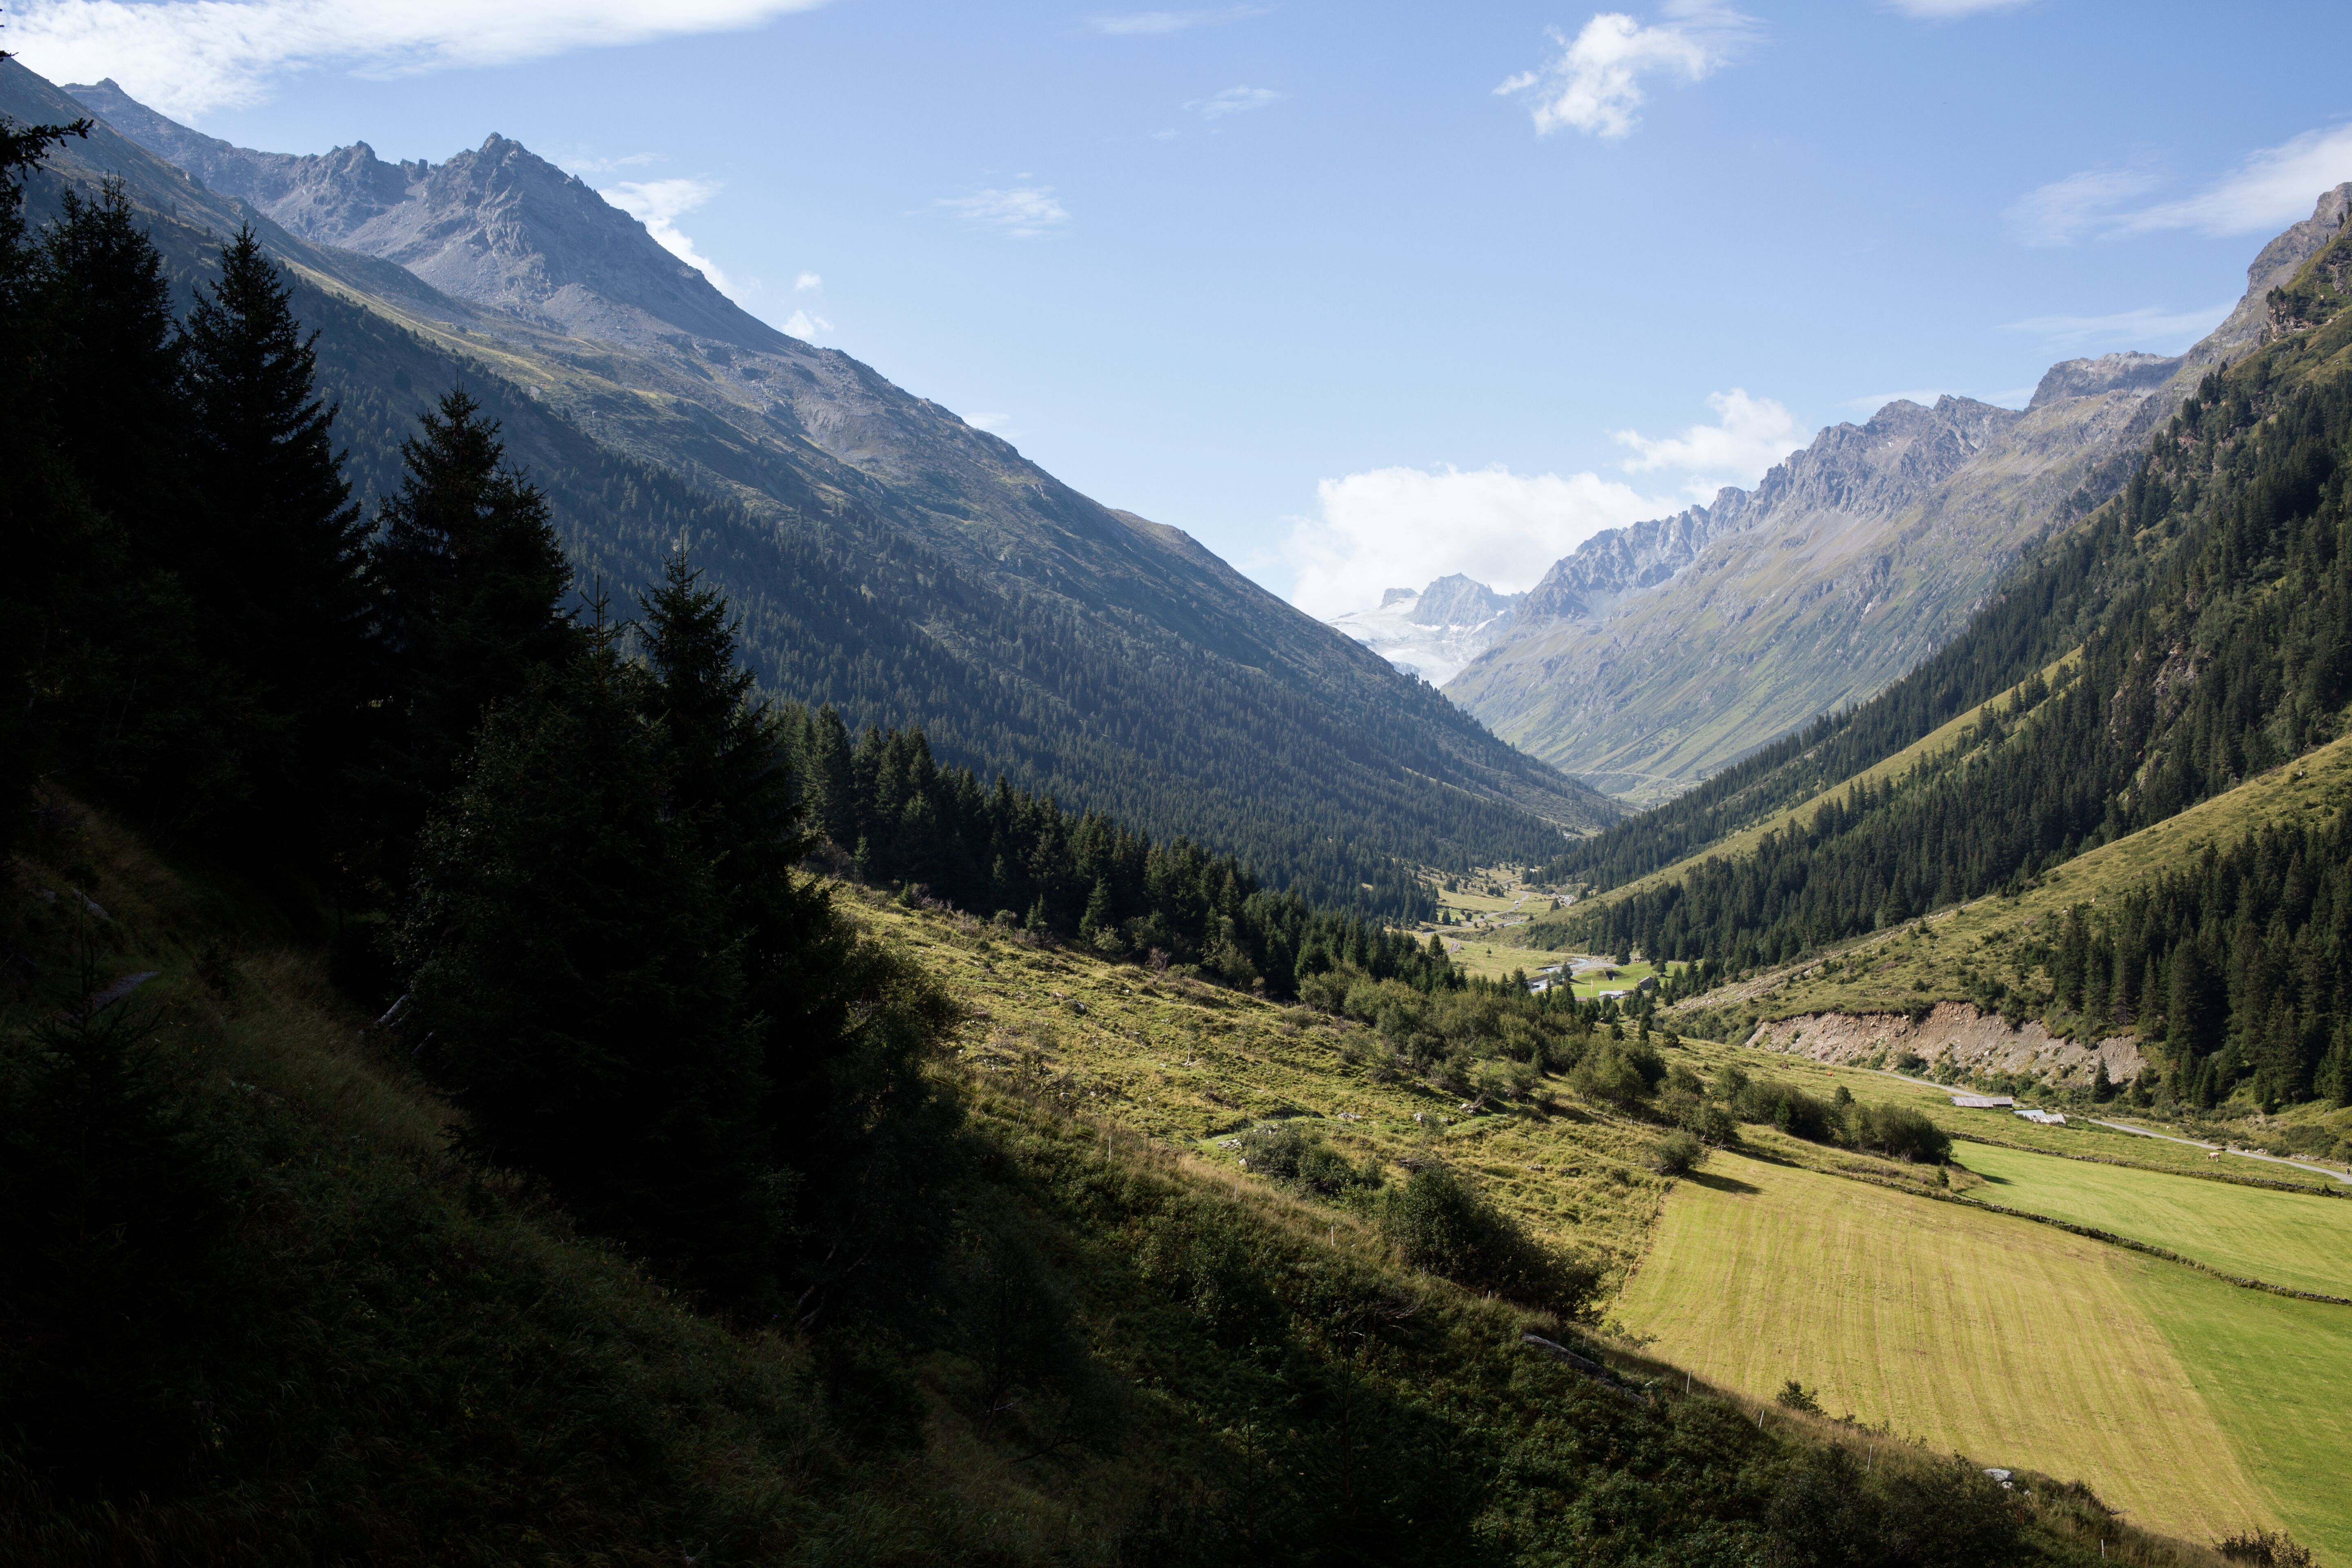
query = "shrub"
xmin=1847 ymin=1102 xmax=1952 ymax=1165
xmin=1734 ymin=1078 xmax=1836 ymax=1142
xmin=1773 ymin=1378 xmax=1821 ymax=1413
xmin=1235 ymin=1122 xmax=1381 ymax=1198
xmin=1380 ymin=1166 xmax=1595 ymax=1312
xmin=1764 ymin=1448 xmax=2019 ymax=1568
xmin=2217 ymin=1529 xmax=2315 ymax=1567
xmin=1650 ymin=1130 xmax=1706 ymax=1177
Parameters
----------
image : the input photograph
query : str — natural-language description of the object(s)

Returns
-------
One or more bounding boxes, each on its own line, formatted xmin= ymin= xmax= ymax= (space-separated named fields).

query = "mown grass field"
xmin=1958 ymin=1139 xmax=2352 ymax=1298
xmin=2124 ymin=1256 xmax=2352 ymax=1565
xmin=1611 ymin=1148 xmax=2281 ymax=1549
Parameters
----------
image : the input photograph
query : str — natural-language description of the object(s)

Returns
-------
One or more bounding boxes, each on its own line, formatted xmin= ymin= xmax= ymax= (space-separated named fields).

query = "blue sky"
xmin=17 ymin=0 xmax=2352 ymax=613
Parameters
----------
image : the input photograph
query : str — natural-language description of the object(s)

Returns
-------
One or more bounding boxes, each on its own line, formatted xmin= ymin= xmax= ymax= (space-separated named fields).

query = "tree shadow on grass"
xmin=1686 ymin=1170 xmax=1762 ymax=1196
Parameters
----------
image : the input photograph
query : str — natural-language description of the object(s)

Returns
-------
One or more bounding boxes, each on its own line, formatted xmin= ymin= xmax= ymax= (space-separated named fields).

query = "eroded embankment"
xmin=1744 ymin=1001 xmax=2145 ymax=1086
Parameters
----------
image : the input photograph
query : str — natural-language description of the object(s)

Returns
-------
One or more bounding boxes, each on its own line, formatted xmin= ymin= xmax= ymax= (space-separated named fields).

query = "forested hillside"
xmin=1546 ymin=217 xmax=2352 ymax=1116
xmin=0 ymin=59 xmax=1615 ymax=917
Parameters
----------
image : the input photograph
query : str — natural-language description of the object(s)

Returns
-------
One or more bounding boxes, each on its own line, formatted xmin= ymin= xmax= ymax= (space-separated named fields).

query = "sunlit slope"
xmin=1510 ymin=648 xmax=2083 ymax=945
xmin=1613 ymin=1149 xmax=2278 ymax=1547
xmin=1958 ymin=1140 xmax=2352 ymax=1298
xmin=1661 ymin=729 xmax=2352 ymax=1029
xmin=2126 ymin=1259 xmax=2352 ymax=1564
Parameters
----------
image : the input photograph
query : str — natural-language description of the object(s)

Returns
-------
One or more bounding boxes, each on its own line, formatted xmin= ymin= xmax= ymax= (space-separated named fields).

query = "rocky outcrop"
xmin=2028 ymin=351 xmax=2182 ymax=410
xmin=1745 ymin=1003 xmax=2146 ymax=1090
xmin=2206 ymin=182 xmax=2351 ymax=354
xmin=1517 ymin=489 xmax=1754 ymax=624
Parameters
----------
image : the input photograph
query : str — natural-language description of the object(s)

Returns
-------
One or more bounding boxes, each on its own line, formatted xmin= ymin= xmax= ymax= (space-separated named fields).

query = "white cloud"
xmin=2003 ymin=167 xmax=2158 ymax=247
xmin=601 ymin=177 xmax=735 ymax=296
xmin=794 ymin=270 xmax=822 ymax=291
xmin=1283 ymin=465 xmax=1671 ymax=619
xmin=1497 ymin=4 xmax=1752 ymax=140
xmin=1882 ymin=0 xmax=2030 ymax=17
xmin=781 ymin=308 xmax=832 ymax=339
xmin=1187 ymin=85 xmax=1281 ymax=119
xmin=2012 ymin=125 xmax=2352 ymax=247
xmin=1085 ymin=6 xmax=1264 ymax=36
xmin=2118 ymin=125 xmax=2352 ymax=238
xmin=1282 ymin=390 xmax=1805 ymax=618
xmin=1610 ymin=388 xmax=1802 ymax=498
xmin=2000 ymin=301 xmax=2234 ymax=353
xmin=9 ymin=0 xmax=831 ymax=120
xmin=963 ymin=410 xmax=1013 ymax=432
xmin=938 ymin=185 xmax=1071 ymax=239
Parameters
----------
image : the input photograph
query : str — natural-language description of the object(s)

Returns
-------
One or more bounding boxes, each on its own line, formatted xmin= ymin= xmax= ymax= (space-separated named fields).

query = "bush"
xmin=1847 ymin=1102 xmax=1952 ymax=1165
xmin=1236 ymin=1122 xmax=1382 ymax=1198
xmin=1734 ymin=1079 xmax=1837 ymax=1142
xmin=1764 ymin=1447 xmax=2020 ymax=1568
xmin=1380 ymin=1165 xmax=1595 ymax=1312
xmin=1650 ymin=1130 xmax=1706 ymax=1177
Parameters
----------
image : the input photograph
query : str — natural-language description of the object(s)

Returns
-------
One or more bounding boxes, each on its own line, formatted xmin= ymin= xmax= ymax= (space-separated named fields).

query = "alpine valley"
xmin=5 ymin=40 xmax=2351 ymax=1568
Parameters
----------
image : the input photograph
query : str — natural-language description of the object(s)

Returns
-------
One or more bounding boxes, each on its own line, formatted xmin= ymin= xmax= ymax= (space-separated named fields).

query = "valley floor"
xmin=875 ymin=895 xmax=2348 ymax=1560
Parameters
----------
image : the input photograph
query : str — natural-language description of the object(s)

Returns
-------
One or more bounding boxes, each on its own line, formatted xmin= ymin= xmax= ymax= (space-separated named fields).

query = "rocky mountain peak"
xmin=1326 ymin=574 xmax=1524 ymax=686
xmin=66 ymin=80 xmax=777 ymax=352
xmin=2029 ymin=351 xmax=2183 ymax=410
xmin=2201 ymin=182 xmax=2352 ymax=354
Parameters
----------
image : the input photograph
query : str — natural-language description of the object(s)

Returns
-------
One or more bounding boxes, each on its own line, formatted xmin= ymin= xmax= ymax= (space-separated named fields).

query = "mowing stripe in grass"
xmin=1613 ymin=1148 xmax=2278 ymax=1547
xmin=2122 ymin=1253 xmax=2352 ymax=1566
xmin=1957 ymin=1139 xmax=2352 ymax=1301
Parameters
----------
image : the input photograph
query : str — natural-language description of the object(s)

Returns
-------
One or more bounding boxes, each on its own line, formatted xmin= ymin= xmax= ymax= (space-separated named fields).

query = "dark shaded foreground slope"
xmin=0 ymin=802 xmax=2215 ymax=1568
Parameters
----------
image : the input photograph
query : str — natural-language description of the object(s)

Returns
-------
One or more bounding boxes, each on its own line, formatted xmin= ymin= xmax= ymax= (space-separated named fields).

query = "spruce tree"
xmin=0 ymin=110 xmax=89 ymax=851
xmin=368 ymin=388 xmax=575 ymax=829
xmin=398 ymin=610 xmax=771 ymax=1297
xmin=808 ymin=704 xmax=858 ymax=849
xmin=182 ymin=227 xmax=372 ymax=840
xmin=27 ymin=181 xmax=247 ymax=827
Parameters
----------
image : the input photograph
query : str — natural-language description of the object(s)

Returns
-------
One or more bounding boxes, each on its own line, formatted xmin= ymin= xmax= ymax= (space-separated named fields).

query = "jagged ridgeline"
xmin=0 ymin=58 xmax=1617 ymax=916
xmin=1544 ymin=225 xmax=2352 ymax=1110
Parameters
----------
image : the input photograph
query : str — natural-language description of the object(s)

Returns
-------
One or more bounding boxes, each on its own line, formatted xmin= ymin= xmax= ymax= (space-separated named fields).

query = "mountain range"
xmin=1410 ymin=190 xmax=2350 ymax=806
xmin=5 ymin=62 xmax=1619 ymax=906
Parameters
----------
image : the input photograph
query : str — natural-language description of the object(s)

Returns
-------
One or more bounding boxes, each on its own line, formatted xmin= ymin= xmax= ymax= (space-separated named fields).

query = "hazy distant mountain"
xmin=1448 ymin=185 xmax=2352 ymax=807
xmin=1327 ymin=574 xmax=1524 ymax=685
xmin=13 ymin=62 xmax=1618 ymax=906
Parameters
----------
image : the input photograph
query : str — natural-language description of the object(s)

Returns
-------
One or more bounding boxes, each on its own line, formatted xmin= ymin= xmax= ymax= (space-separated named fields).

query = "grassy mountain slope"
xmin=5 ymin=59 xmax=1613 ymax=909
xmin=1 ymin=800 xmax=2195 ymax=1567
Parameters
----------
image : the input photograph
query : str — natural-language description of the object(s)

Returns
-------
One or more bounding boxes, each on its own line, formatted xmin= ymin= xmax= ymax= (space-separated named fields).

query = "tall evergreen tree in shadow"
xmin=366 ymin=388 xmax=575 ymax=851
xmin=183 ymin=226 xmax=372 ymax=854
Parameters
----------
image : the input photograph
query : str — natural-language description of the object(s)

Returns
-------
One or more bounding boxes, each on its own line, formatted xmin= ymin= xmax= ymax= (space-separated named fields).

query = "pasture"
xmin=2123 ymin=1256 xmax=2352 ymax=1564
xmin=1613 ymin=1147 xmax=2282 ymax=1548
xmin=1957 ymin=1138 xmax=2352 ymax=1298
